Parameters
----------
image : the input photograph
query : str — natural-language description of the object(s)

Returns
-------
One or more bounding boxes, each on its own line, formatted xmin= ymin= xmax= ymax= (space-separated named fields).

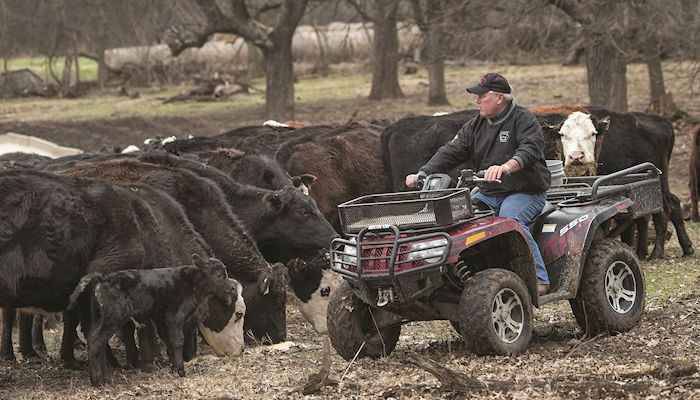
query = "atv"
xmin=327 ymin=162 xmax=662 ymax=359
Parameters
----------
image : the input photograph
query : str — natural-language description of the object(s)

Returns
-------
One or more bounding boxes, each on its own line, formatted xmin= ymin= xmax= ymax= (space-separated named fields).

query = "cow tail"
xmin=67 ymin=273 xmax=102 ymax=310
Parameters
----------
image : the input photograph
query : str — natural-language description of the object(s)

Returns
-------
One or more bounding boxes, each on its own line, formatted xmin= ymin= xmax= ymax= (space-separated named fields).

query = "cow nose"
xmin=568 ymin=151 xmax=585 ymax=164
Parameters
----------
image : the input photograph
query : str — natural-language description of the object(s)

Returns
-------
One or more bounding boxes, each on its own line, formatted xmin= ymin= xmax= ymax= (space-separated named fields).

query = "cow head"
xmin=199 ymin=279 xmax=246 ymax=357
xmin=242 ymin=262 xmax=288 ymax=344
xmin=557 ymin=112 xmax=610 ymax=173
xmin=262 ymin=187 xmax=338 ymax=254
xmin=285 ymin=250 xmax=340 ymax=334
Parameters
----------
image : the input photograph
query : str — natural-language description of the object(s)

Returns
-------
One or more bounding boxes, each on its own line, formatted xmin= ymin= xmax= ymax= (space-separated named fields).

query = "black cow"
xmin=161 ymin=124 xmax=337 ymax=158
xmin=136 ymin=152 xmax=339 ymax=333
xmin=68 ymin=255 xmax=238 ymax=386
xmin=56 ymin=158 xmax=289 ymax=345
xmin=0 ymin=169 xmax=245 ymax=368
xmin=689 ymin=124 xmax=700 ymax=221
xmin=381 ymin=110 xmax=480 ymax=191
xmin=137 ymin=152 xmax=338 ymax=263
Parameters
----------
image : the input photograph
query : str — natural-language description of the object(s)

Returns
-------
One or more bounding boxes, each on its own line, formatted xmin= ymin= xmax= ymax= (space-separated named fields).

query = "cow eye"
xmin=235 ymin=311 xmax=243 ymax=322
xmin=320 ymin=287 xmax=331 ymax=297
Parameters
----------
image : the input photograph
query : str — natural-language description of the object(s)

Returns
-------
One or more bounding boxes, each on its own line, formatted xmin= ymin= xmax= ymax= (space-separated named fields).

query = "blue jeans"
xmin=473 ymin=191 xmax=549 ymax=285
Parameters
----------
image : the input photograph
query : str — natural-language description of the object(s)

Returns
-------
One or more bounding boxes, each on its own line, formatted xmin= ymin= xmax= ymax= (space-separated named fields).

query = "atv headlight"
xmin=407 ymin=238 xmax=448 ymax=263
xmin=334 ymin=237 xmax=357 ymax=267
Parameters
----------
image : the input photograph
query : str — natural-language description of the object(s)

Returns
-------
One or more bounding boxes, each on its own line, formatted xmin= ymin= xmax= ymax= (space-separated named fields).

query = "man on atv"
xmin=406 ymin=73 xmax=552 ymax=295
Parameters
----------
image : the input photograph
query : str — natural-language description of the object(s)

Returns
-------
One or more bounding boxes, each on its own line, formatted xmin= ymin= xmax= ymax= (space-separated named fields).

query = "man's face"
xmin=475 ymin=91 xmax=505 ymax=118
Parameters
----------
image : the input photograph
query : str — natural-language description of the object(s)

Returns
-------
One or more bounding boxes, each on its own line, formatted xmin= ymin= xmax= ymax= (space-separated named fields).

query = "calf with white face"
xmin=286 ymin=252 xmax=340 ymax=334
xmin=200 ymin=280 xmax=246 ymax=357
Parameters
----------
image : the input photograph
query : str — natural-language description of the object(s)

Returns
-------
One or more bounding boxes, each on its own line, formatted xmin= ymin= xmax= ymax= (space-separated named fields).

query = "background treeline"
xmin=1 ymin=0 xmax=699 ymax=119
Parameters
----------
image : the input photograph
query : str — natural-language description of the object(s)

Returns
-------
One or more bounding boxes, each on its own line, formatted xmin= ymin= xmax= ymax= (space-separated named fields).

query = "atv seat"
xmin=528 ymin=201 xmax=556 ymax=231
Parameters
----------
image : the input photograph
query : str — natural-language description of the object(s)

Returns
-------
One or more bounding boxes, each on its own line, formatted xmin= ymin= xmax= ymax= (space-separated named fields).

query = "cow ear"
xmin=264 ymin=192 xmax=283 ymax=212
xmin=192 ymin=253 xmax=205 ymax=267
xmin=595 ymin=116 xmax=611 ymax=134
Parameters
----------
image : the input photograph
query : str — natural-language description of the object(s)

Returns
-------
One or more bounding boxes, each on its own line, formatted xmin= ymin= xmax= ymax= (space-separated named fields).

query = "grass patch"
xmin=644 ymin=222 xmax=700 ymax=307
xmin=4 ymin=56 xmax=99 ymax=82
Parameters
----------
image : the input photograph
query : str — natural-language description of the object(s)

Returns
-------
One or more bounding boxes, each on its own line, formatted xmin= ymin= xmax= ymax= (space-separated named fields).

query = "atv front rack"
xmin=337 ymin=188 xmax=473 ymax=234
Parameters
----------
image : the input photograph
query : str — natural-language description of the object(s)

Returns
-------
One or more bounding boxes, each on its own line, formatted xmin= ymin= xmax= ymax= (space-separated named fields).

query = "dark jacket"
xmin=419 ymin=102 xmax=550 ymax=196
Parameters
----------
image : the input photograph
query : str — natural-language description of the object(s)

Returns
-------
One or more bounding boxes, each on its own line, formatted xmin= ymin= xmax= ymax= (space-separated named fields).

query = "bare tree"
xmin=164 ymin=0 xmax=308 ymax=120
xmin=410 ymin=0 xmax=449 ymax=105
xmin=548 ymin=0 xmax=629 ymax=112
xmin=348 ymin=0 xmax=403 ymax=100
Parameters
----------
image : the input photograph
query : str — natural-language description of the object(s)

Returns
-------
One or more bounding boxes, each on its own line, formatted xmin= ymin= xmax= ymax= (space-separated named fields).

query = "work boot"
xmin=537 ymin=284 xmax=550 ymax=296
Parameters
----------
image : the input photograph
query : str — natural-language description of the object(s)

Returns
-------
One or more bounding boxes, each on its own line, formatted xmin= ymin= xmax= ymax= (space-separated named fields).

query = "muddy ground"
xmin=1 ymin=62 xmax=700 ymax=399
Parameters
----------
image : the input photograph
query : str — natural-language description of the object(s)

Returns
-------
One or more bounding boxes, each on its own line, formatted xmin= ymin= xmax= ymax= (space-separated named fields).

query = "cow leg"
xmin=1 ymin=308 xmax=16 ymax=361
xmin=649 ymin=212 xmax=668 ymax=260
xmin=137 ymin=321 xmax=157 ymax=371
xmin=18 ymin=311 xmax=38 ymax=359
xmin=105 ymin=343 xmax=120 ymax=369
xmin=60 ymin=309 xmax=84 ymax=369
xmin=620 ymin=224 xmax=635 ymax=249
xmin=691 ymin=168 xmax=699 ymax=222
xmin=635 ymin=218 xmax=649 ymax=259
xmin=182 ymin=322 xmax=198 ymax=362
xmin=668 ymin=193 xmax=694 ymax=256
xmin=120 ymin=323 xmax=139 ymax=369
xmin=87 ymin=320 xmax=113 ymax=386
xmin=165 ymin=321 xmax=186 ymax=377
xmin=32 ymin=315 xmax=47 ymax=353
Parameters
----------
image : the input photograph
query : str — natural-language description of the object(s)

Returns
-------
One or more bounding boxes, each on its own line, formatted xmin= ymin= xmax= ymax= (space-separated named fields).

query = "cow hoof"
xmin=683 ymin=246 xmax=695 ymax=256
xmin=20 ymin=350 xmax=39 ymax=359
xmin=176 ymin=368 xmax=186 ymax=377
xmin=63 ymin=359 xmax=86 ymax=370
xmin=139 ymin=361 xmax=157 ymax=372
xmin=2 ymin=354 xmax=16 ymax=362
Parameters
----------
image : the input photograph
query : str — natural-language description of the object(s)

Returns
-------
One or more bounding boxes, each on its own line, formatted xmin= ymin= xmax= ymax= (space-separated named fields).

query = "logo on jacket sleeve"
xmin=499 ymin=130 xmax=510 ymax=142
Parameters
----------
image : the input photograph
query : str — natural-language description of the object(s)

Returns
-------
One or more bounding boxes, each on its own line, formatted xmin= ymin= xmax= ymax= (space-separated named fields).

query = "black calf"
xmin=68 ymin=255 xmax=236 ymax=386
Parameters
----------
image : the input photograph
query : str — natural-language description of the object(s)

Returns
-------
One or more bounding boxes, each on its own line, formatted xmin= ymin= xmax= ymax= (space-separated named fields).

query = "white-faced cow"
xmin=537 ymin=106 xmax=693 ymax=259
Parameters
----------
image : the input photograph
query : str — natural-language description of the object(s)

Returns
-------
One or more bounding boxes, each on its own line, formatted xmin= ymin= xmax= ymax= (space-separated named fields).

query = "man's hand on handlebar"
xmin=405 ymin=171 xmax=427 ymax=188
xmin=484 ymin=164 xmax=509 ymax=182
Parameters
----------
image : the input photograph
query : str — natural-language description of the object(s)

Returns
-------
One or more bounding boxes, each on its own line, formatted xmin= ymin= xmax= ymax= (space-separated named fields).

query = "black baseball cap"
xmin=466 ymin=73 xmax=512 ymax=94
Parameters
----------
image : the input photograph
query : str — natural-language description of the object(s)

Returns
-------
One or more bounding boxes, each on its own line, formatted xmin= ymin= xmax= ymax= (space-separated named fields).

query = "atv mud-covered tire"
xmin=459 ymin=269 xmax=533 ymax=355
xmin=570 ymin=239 xmax=645 ymax=335
xmin=327 ymin=280 xmax=401 ymax=361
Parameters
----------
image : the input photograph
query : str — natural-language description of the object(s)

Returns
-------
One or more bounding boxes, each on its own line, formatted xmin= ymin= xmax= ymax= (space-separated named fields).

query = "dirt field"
xmin=1 ymin=61 xmax=700 ymax=399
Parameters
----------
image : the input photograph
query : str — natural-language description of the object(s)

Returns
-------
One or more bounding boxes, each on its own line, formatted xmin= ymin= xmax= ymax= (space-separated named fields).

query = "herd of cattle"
xmin=0 ymin=105 xmax=698 ymax=386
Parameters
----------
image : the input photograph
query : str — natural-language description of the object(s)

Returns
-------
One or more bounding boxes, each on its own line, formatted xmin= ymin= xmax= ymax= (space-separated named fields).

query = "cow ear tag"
xmin=261 ymin=278 xmax=270 ymax=295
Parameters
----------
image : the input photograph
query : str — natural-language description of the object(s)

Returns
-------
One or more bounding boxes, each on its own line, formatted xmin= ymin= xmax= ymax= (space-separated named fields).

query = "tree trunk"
xmin=369 ymin=0 xmax=403 ymax=100
xmin=97 ymin=48 xmax=108 ymax=90
xmin=262 ymin=42 xmax=295 ymax=120
xmin=586 ymin=36 xmax=627 ymax=112
xmin=424 ymin=1 xmax=449 ymax=106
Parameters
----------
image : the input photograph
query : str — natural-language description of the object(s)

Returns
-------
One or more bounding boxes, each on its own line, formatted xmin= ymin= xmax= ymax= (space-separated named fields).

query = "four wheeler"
xmin=327 ymin=162 xmax=662 ymax=359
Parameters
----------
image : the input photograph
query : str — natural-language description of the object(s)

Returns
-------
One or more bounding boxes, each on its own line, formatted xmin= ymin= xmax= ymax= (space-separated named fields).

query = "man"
xmin=405 ymin=73 xmax=551 ymax=295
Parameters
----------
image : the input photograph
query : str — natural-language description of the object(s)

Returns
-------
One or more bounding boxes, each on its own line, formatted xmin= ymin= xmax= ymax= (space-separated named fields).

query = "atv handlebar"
xmin=457 ymin=169 xmax=501 ymax=187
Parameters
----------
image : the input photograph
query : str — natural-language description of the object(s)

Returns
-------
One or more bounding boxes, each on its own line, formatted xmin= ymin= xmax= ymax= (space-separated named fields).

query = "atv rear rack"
xmin=338 ymin=188 xmax=473 ymax=234
xmin=546 ymin=163 xmax=663 ymax=217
